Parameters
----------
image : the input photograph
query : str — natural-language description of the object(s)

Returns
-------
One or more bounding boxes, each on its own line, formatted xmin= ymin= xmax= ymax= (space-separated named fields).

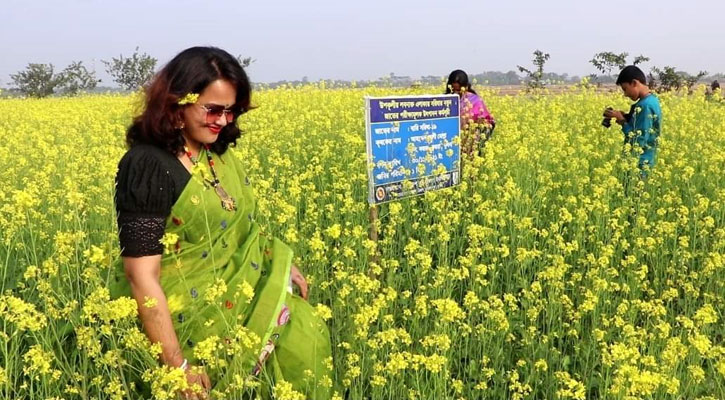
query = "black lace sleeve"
xmin=115 ymin=145 xmax=179 ymax=257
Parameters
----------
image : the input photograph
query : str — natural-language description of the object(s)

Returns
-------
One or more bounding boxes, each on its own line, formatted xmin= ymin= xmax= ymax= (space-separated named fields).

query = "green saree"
xmin=109 ymin=148 xmax=331 ymax=399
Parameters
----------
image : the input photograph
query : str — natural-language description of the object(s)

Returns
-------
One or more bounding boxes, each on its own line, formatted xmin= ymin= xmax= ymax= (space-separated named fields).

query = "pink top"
xmin=460 ymin=92 xmax=494 ymax=127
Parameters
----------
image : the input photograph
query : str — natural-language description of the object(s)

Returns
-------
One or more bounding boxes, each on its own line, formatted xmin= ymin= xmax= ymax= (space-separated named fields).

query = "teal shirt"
xmin=622 ymin=94 xmax=662 ymax=168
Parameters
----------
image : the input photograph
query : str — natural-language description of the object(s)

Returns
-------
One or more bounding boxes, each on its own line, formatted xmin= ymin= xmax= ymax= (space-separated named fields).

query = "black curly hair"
xmin=127 ymin=46 xmax=252 ymax=155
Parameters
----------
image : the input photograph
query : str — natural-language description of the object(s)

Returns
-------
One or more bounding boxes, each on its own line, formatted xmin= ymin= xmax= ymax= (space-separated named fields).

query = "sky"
xmin=1 ymin=0 xmax=723 ymax=87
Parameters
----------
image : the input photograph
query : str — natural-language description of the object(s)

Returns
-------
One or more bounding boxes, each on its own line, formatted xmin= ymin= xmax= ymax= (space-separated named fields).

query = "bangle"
xmin=179 ymin=359 xmax=188 ymax=371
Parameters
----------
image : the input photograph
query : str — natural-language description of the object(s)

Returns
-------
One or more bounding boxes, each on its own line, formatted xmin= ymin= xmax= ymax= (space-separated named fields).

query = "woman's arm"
xmin=123 ymin=256 xmax=211 ymax=398
xmin=123 ymin=255 xmax=185 ymax=367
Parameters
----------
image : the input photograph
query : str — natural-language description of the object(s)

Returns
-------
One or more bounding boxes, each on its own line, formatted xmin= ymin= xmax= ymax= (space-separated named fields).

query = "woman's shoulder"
xmin=117 ymin=144 xmax=187 ymax=179
xmin=217 ymin=147 xmax=245 ymax=168
xmin=115 ymin=143 xmax=190 ymax=212
xmin=465 ymin=92 xmax=482 ymax=102
xmin=119 ymin=143 xmax=176 ymax=166
xmin=116 ymin=143 xmax=189 ymax=187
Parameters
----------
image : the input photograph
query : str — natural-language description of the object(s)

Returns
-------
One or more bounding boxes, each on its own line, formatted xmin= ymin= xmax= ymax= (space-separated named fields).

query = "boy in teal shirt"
xmin=604 ymin=65 xmax=662 ymax=175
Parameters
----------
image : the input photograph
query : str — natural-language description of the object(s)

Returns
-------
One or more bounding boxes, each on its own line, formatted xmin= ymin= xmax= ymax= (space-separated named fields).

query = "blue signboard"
xmin=365 ymin=95 xmax=461 ymax=204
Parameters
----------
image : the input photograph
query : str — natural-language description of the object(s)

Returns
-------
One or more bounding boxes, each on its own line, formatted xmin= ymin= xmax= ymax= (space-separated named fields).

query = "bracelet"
xmin=179 ymin=359 xmax=188 ymax=371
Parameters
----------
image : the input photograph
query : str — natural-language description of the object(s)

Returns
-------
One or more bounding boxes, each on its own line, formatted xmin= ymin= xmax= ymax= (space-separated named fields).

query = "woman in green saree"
xmin=109 ymin=47 xmax=331 ymax=399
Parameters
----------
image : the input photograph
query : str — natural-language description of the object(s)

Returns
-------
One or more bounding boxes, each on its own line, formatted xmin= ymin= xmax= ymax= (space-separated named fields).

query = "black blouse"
xmin=115 ymin=144 xmax=191 ymax=257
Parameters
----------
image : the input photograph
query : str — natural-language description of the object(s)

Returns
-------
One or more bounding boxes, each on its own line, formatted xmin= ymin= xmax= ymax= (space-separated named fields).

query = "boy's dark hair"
xmin=616 ymin=65 xmax=647 ymax=86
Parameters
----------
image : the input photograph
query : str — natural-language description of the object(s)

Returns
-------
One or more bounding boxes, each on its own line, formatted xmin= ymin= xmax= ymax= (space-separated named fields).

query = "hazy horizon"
xmin=2 ymin=0 xmax=724 ymax=88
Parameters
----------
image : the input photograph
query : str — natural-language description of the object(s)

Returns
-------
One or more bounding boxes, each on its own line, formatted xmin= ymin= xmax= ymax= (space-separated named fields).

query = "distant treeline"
xmin=3 ymin=72 xmax=724 ymax=96
xmin=257 ymin=71 xmax=725 ymax=90
xmin=3 ymin=48 xmax=723 ymax=96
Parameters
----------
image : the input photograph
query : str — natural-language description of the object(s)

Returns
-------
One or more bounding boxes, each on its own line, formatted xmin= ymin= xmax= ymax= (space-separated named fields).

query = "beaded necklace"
xmin=184 ymin=144 xmax=237 ymax=212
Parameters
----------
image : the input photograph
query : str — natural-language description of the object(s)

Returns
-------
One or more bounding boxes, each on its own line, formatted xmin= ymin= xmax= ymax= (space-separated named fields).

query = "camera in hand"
xmin=602 ymin=107 xmax=614 ymax=128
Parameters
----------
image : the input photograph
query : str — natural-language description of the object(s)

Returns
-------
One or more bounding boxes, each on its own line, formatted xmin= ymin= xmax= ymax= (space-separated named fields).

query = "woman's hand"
xmin=180 ymin=367 xmax=211 ymax=400
xmin=290 ymin=265 xmax=309 ymax=300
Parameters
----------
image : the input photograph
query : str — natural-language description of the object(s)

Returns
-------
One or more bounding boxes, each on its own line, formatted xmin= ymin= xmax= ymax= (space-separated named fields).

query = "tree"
xmin=59 ymin=61 xmax=100 ymax=95
xmin=517 ymin=50 xmax=550 ymax=90
xmin=590 ymin=52 xmax=628 ymax=78
xmin=236 ymin=55 xmax=255 ymax=68
xmin=649 ymin=66 xmax=707 ymax=92
xmin=103 ymin=47 xmax=157 ymax=90
xmin=589 ymin=52 xmax=649 ymax=83
xmin=10 ymin=63 xmax=65 ymax=98
xmin=632 ymin=55 xmax=650 ymax=66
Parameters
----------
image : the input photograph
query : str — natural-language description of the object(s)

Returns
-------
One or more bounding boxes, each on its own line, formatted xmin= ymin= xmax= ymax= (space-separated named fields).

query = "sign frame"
xmin=364 ymin=94 xmax=461 ymax=204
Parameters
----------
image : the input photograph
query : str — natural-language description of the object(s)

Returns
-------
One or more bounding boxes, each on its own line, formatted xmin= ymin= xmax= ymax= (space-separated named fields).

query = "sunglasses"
xmin=198 ymin=104 xmax=235 ymax=124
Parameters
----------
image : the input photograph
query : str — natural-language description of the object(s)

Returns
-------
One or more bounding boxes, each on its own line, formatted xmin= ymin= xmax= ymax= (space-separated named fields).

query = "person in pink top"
xmin=445 ymin=69 xmax=495 ymax=154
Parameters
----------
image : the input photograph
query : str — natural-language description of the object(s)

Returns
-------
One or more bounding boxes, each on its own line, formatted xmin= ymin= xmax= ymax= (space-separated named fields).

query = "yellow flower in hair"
xmin=178 ymin=93 xmax=199 ymax=105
